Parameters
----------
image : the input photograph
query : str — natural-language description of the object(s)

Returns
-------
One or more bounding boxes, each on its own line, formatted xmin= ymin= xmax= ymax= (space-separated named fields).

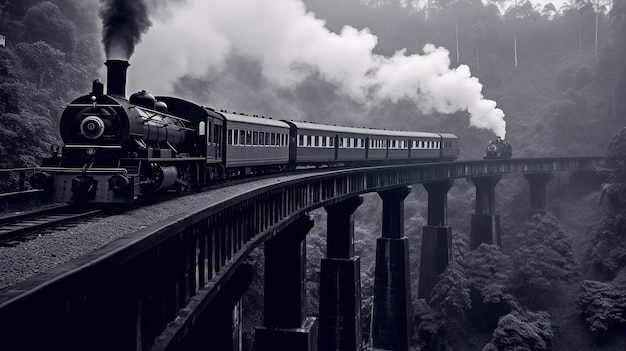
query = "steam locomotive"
xmin=29 ymin=60 xmax=460 ymax=204
xmin=484 ymin=136 xmax=512 ymax=159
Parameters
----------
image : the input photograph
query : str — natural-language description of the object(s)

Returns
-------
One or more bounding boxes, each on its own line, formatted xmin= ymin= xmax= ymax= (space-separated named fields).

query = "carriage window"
xmin=246 ymin=131 xmax=252 ymax=146
xmin=322 ymin=136 xmax=327 ymax=147
xmin=314 ymin=136 xmax=319 ymax=147
xmin=269 ymin=133 xmax=275 ymax=146
xmin=298 ymin=135 xmax=304 ymax=146
xmin=228 ymin=129 xmax=233 ymax=145
xmin=329 ymin=137 xmax=334 ymax=147
xmin=253 ymin=131 xmax=259 ymax=145
xmin=260 ymin=132 xmax=265 ymax=146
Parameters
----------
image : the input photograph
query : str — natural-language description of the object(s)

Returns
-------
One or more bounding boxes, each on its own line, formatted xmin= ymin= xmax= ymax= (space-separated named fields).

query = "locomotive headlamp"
xmin=86 ymin=148 xmax=96 ymax=155
xmin=80 ymin=116 xmax=105 ymax=139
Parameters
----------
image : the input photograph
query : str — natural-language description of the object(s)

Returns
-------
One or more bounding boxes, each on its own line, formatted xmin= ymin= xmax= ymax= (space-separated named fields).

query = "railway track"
xmin=0 ymin=204 xmax=102 ymax=247
xmin=0 ymin=167 xmax=332 ymax=247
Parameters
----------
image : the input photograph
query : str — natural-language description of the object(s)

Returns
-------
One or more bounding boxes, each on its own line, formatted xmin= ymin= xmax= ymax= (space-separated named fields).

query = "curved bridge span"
xmin=0 ymin=157 xmax=603 ymax=351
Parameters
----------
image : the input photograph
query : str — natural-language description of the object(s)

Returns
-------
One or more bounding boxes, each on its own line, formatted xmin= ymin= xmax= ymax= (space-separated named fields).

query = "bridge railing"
xmin=0 ymin=157 xmax=603 ymax=351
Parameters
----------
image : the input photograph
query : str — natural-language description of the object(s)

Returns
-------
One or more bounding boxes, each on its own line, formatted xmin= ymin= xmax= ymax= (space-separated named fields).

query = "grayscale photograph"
xmin=0 ymin=0 xmax=624 ymax=350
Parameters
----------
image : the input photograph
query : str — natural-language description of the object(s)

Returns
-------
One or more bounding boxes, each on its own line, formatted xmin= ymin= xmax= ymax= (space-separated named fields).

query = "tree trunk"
xmin=456 ymin=19 xmax=460 ymax=63
xmin=514 ymin=0 xmax=518 ymax=67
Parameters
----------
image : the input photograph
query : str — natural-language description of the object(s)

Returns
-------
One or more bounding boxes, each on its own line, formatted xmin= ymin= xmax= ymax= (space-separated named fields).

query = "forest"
xmin=0 ymin=0 xmax=625 ymax=350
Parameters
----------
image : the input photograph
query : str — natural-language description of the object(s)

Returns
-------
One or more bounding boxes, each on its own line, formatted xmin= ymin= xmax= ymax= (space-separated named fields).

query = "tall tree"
xmin=20 ymin=1 xmax=77 ymax=52
xmin=511 ymin=213 xmax=578 ymax=307
xmin=14 ymin=41 xmax=66 ymax=90
xmin=591 ymin=127 xmax=626 ymax=275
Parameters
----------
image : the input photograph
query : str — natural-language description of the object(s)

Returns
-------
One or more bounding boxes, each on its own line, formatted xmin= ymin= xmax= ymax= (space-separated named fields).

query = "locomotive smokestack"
xmin=105 ymin=59 xmax=130 ymax=97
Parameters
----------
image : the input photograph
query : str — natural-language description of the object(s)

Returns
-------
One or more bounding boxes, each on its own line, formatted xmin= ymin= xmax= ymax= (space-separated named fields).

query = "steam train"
xmin=29 ymin=60 xmax=460 ymax=204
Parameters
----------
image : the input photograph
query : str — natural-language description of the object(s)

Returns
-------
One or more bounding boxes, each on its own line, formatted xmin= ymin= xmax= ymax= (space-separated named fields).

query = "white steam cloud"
xmin=128 ymin=0 xmax=506 ymax=137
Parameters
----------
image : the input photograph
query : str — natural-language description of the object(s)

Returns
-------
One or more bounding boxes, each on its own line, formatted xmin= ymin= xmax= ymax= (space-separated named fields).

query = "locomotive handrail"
xmin=63 ymin=144 xmax=123 ymax=149
xmin=0 ymin=156 xmax=604 ymax=351
xmin=34 ymin=166 xmax=131 ymax=173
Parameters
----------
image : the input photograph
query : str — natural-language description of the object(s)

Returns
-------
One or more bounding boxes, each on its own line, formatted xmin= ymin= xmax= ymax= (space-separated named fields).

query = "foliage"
xmin=14 ymin=41 xmax=66 ymax=90
xmin=0 ymin=111 xmax=54 ymax=168
xmin=20 ymin=1 xmax=76 ymax=52
xmin=591 ymin=127 xmax=626 ymax=276
xmin=413 ymin=298 xmax=448 ymax=351
xmin=466 ymin=244 xmax=515 ymax=305
xmin=427 ymin=259 xmax=472 ymax=337
xmin=511 ymin=213 xmax=578 ymax=291
xmin=482 ymin=309 xmax=554 ymax=351
xmin=577 ymin=279 xmax=626 ymax=333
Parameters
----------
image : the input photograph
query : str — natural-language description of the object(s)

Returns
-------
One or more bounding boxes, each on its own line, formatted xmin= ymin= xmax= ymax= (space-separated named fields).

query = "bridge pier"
xmin=255 ymin=215 xmax=318 ymax=351
xmin=418 ymin=180 xmax=454 ymax=299
xmin=372 ymin=186 xmax=412 ymax=351
xmin=318 ymin=196 xmax=364 ymax=351
xmin=470 ymin=176 xmax=502 ymax=250
xmin=524 ymin=173 xmax=553 ymax=215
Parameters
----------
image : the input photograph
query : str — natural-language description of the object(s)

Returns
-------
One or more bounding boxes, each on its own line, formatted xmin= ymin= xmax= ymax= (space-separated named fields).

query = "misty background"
xmin=1 ymin=0 xmax=626 ymax=350
xmin=0 ymin=0 xmax=623 ymax=166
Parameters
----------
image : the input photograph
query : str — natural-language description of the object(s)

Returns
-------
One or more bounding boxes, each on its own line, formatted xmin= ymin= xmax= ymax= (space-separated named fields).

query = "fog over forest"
xmin=1 ymin=0 xmax=625 ymax=350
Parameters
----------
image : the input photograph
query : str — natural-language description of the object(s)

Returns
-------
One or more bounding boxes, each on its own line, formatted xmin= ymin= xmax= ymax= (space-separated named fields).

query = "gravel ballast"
xmin=0 ymin=174 xmax=309 ymax=291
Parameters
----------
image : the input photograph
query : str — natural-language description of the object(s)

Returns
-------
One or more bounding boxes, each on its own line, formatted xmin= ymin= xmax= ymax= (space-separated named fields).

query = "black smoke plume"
xmin=100 ymin=0 xmax=152 ymax=60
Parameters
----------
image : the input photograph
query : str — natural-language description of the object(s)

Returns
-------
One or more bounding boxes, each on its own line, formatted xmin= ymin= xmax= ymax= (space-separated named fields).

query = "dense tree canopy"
xmin=483 ymin=309 xmax=554 ymax=351
xmin=512 ymin=213 xmax=578 ymax=291
xmin=578 ymin=279 xmax=626 ymax=333
xmin=591 ymin=127 xmax=626 ymax=275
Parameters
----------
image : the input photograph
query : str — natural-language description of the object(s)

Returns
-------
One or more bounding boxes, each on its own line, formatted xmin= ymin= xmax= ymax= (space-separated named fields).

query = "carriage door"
xmin=334 ymin=135 xmax=339 ymax=161
xmin=214 ymin=123 xmax=223 ymax=158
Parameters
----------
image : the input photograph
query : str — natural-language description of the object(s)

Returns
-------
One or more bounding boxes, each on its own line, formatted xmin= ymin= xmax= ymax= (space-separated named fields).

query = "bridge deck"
xmin=0 ymin=157 xmax=604 ymax=351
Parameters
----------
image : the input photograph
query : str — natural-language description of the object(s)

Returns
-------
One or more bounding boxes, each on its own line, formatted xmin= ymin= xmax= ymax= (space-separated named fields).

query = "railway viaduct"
xmin=0 ymin=157 xmax=603 ymax=351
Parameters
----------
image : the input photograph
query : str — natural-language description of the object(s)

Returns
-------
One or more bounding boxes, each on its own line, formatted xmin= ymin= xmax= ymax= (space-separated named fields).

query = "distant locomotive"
xmin=484 ymin=137 xmax=512 ymax=159
xmin=29 ymin=59 xmax=460 ymax=204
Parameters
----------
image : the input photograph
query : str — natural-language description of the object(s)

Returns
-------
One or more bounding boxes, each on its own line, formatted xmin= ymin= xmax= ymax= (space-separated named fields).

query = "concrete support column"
xmin=319 ymin=196 xmax=364 ymax=351
xmin=256 ymin=215 xmax=318 ymax=351
xmin=372 ymin=186 xmax=412 ymax=351
xmin=523 ymin=173 xmax=553 ymax=215
xmin=470 ymin=176 xmax=501 ymax=250
xmin=418 ymin=180 xmax=454 ymax=299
